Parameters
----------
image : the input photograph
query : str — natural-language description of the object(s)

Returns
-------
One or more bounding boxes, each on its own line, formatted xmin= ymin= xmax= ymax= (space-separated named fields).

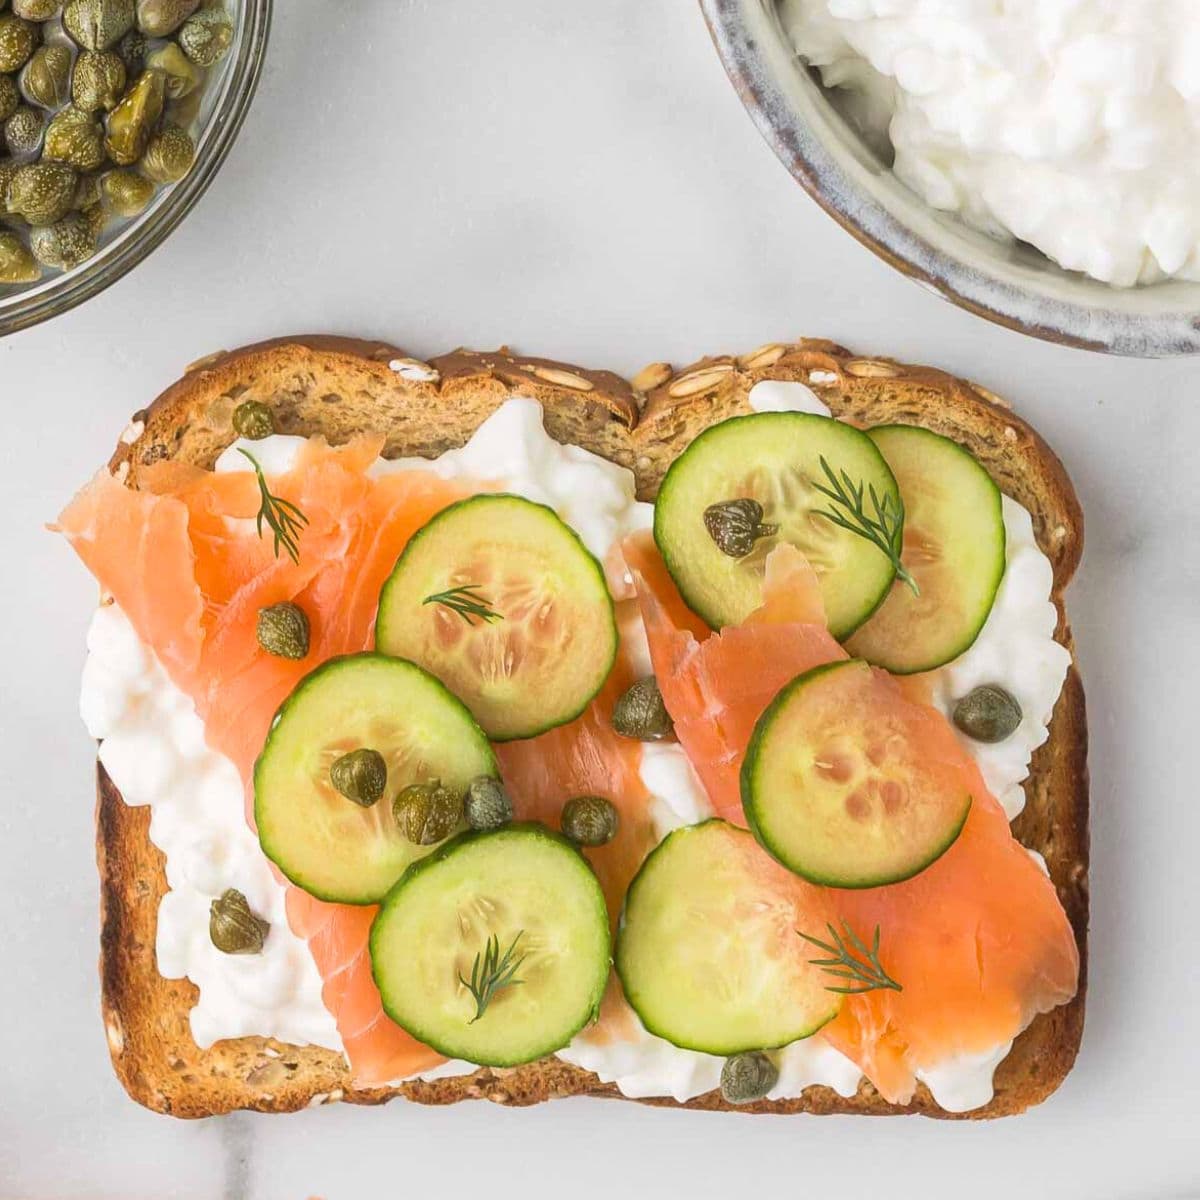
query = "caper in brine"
xmin=103 ymin=65 xmax=163 ymax=164
xmin=146 ymin=41 xmax=200 ymax=99
xmin=115 ymin=26 xmax=144 ymax=73
xmin=719 ymin=1051 xmax=778 ymax=1105
xmin=72 ymin=169 xmax=101 ymax=211
xmin=63 ymin=0 xmax=135 ymax=50
xmin=21 ymin=44 xmax=73 ymax=109
xmin=0 ymin=229 xmax=40 ymax=283
xmin=4 ymin=103 xmax=44 ymax=155
xmin=6 ymin=161 xmax=76 ymax=224
xmin=612 ymin=676 xmax=673 ymax=741
xmin=0 ymin=75 xmax=19 ymax=124
xmin=15 ymin=0 xmax=65 ymax=17
xmin=703 ymin=498 xmax=778 ymax=559
xmin=178 ymin=6 xmax=231 ymax=68
xmin=330 ymin=748 xmax=388 ymax=809
xmin=44 ymin=104 xmax=106 ymax=170
xmin=164 ymin=83 xmax=201 ymax=128
xmin=0 ymin=13 xmax=38 ymax=74
xmin=209 ymin=888 xmax=269 ymax=955
xmin=135 ymin=0 xmax=199 ymax=37
xmin=561 ymin=795 xmax=619 ymax=847
xmin=98 ymin=165 xmax=151 ymax=216
xmin=393 ymin=779 xmax=463 ymax=845
xmin=256 ymin=601 xmax=310 ymax=660
xmin=232 ymin=398 xmax=273 ymax=439
xmin=0 ymin=161 xmax=20 ymax=218
xmin=952 ymin=684 xmax=1022 ymax=744
xmin=463 ymin=775 xmax=513 ymax=831
xmin=141 ymin=121 xmax=193 ymax=183
xmin=72 ymin=47 xmax=126 ymax=111
xmin=14 ymin=0 xmax=63 ymax=16
xmin=29 ymin=210 xmax=96 ymax=268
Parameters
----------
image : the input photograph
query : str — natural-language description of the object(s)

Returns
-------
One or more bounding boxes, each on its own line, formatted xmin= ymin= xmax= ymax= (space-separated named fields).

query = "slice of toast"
xmin=95 ymin=336 xmax=1088 ymax=1119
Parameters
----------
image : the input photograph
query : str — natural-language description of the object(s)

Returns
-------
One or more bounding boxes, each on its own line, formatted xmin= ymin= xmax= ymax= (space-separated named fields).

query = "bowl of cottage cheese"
xmin=701 ymin=0 xmax=1200 ymax=355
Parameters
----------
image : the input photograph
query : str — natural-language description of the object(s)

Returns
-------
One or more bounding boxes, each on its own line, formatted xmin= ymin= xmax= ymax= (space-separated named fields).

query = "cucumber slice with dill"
xmin=254 ymin=654 xmax=497 ymax=905
xmin=845 ymin=425 xmax=1006 ymax=674
xmin=376 ymin=494 xmax=618 ymax=741
xmin=653 ymin=413 xmax=902 ymax=637
xmin=370 ymin=824 xmax=610 ymax=1066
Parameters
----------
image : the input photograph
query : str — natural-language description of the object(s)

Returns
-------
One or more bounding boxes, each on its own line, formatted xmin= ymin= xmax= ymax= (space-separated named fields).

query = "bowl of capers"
xmin=0 ymin=0 xmax=270 ymax=336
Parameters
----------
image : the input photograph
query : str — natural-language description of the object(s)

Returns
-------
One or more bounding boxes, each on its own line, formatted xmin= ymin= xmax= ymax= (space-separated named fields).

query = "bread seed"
xmin=737 ymin=343 xmax=786 ymax=371
xmin=528 ymin=364 xmax=594 ymax=392
xmin=632 ymin=361 xmax=671 ymax=392
xmin=844 ymin=358 xmax=900 ymax=378
xmin=667 ymin=363 xmax=734 ymax=397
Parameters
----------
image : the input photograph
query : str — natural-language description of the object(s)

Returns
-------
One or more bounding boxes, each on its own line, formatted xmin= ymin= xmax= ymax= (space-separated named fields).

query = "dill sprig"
xmin=811 ymin=457 xmax=919 ymax=597
xmin=237 ymin=448 xmax=308 ymax=564
xmin=423 ymin=584 xmax=503 ymax=626
xmin=459 ymin=931 xmax=526 ymax=1023
xmin=798 ymin=921 xmax=903 ymax=995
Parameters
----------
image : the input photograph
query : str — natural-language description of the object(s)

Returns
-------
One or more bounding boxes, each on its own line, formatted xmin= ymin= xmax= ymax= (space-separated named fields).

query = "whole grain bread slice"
xmin=95 ymin=336 xmax=1088 ymax=1119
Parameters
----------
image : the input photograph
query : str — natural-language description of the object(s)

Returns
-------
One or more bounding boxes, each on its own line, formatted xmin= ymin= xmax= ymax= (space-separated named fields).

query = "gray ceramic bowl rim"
xmin=0 ymin=0 xmax=272 ymax=339
xmin=701 ymin=0 xmax=1200 ymax=357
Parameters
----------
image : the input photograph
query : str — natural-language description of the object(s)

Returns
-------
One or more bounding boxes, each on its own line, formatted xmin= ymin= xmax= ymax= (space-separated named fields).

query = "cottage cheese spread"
xmin=782 ymin=0 xmax=1200 ymax=285
xmin=79 ymin=394 xmax=1069 ymax=1110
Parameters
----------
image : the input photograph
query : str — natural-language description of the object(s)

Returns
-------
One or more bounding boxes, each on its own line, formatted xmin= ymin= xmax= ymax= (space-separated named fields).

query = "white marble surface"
xmin=1 ymin=2 xmax=1198 ymax=1197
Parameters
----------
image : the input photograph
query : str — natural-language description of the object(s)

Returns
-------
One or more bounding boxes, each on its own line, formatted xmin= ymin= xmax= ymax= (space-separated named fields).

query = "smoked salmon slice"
xmin=629 ymin=534 xmax=1079 ymax=1104
xmin=58 ymin=441 xmax=468 ymax=1085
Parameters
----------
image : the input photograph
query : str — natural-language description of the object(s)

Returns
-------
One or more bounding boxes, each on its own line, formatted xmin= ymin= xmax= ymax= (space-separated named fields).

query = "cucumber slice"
xmin=742 ymin=659 xmax=971 ymax=888
xmin=845 ymin=425 xmax=1006 ymax=674
xmin=370 ymin=824 xmax=610 ymax=1066
xmin=615 ymin=820 xmax=843 ymax=1054
xmin=255 ymin=654 xmax=497 ymax=905
xmin=376 ymin=494 xmax=618 ymax=742
xmin=653 ymin=413 xmax=901 ymax=637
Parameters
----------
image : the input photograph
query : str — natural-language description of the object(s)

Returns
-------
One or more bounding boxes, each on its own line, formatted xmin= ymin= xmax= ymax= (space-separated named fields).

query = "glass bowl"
xmin=0 ymin=0 xmax=271 ymax=338
xmin=701 ymin=0 xmax=1200 ymax=357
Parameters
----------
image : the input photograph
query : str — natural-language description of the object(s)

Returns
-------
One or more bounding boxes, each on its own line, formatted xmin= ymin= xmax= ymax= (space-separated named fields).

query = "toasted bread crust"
xmin=94 ymin=336 xmax=1088 ymax=1119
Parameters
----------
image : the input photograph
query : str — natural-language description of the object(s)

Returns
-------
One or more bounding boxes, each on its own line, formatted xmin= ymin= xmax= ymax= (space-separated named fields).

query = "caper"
xmin=140 ymin=120 xmax=192 ymax=183
xmin=135 ymin=0 xmax=199 ymax=37
xmin=21 ymin=44 xmax=73 ymax=108
xmin=44 ymin=103 xmax=106 ymax=170
xmin=0 ymin=74 xmax=19 ymax=123
xmin=330 ymin=748 xmax=388 ymax=809
xmin=4 ymin=103 xmax=43 ymax=155
xmin=719 ymin=1051 xmax=778 ymax=1105
xmin=255 ymin=601 xmax=309 ymax=660
xmin=561 ymin=795 xmax=619 ymax=847
xmin=393 ymin=779 xmax=463 ymax=845
xmin=232 ymin=398 xmax=273 ymax=439
xmin=0 ymin=161 xmax=20 ymax=222
xmin=0 ymin=228 xmax=40 ymax=282
xmin=209 ymin=887 xmax=269 ymax=955
xmin=28 ymin=210 xmax=96 ymax=267
xmin=952 ymin=684 xmax=1022 ymax=744
xmin=63 ymin=0 xmax=134 ymax=50
xmin=463 ymin=775 xmax=513 ymax=831
xmin=177 ymin=6 xmax=230 ymax=68
xmin=114 ymin=25 xmax=143 ymax=73
xmin=6 ymin=161 xmax=76 ymax=224
xmin=0 ymin=13 xmax=38 ymax=73
xmin=703 ymin=498 xmax=778 ymax=559
xmin=146 ymin=41 xmax=199 ymax=99
xmin=14 ymin=0 xmax=64 ymax=17
xmin=611 ymin=676 xmax=673 ymax=741
xmin=72 ymin=47 xmax=125 ymax=111
xmin=164 ymin=83 xmax=200 ymax=127
xmin=72 ymin=169 xmax=101 ymax=210
xmin=103 ymin=65 xmax=162 ymax=164
xmin=98 ymin=165 xmax=151 ymax=216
